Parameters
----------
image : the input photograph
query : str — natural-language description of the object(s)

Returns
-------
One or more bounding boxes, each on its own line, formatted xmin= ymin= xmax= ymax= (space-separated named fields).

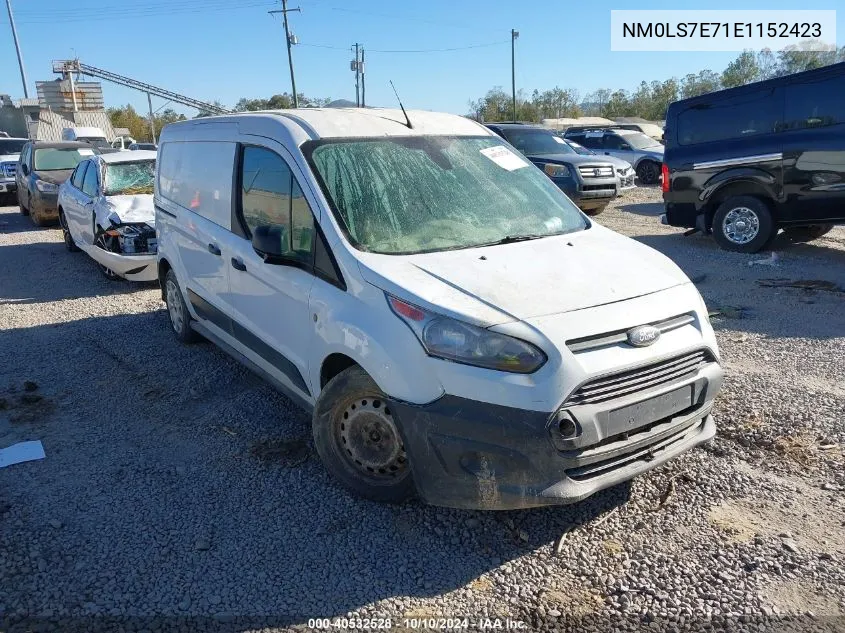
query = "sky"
xmin=1 ymin=0 xmax=842 ymax=118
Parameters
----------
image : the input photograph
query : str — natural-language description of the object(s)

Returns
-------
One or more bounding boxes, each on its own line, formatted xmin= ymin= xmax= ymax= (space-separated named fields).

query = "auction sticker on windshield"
xmin=480 ymin=145 xmax=528 ymax=171
xmin=78 ymin=149 xmax=95 ymax=156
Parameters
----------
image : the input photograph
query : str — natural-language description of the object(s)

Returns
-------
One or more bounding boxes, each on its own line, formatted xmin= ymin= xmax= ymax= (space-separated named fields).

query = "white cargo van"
xmin=61 ymin=127 xmax=110 ymax=150
xmin=154 ymin=108 xmax=723 ymax=509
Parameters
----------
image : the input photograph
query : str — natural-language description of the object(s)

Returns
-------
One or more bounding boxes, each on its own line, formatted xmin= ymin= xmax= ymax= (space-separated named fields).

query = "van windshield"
xmin=308 ymin=136 xmax=587 ymax=255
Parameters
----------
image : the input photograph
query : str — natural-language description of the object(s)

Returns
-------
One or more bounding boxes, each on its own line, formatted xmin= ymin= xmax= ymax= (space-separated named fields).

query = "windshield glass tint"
xmin=0 ymin=140 xmax=26 ymax=154
xmin=104 ymin=160 xmax=155 ymax=195
xmin=621 ymin=132 xmax=661 ymax=149
xmin=502 ymin=129 xmax=574 ymax=155
xmin=33 ymin=148 xmax=87 ymax=171
xmin=309 ymin=136 xmax=586 ymax=255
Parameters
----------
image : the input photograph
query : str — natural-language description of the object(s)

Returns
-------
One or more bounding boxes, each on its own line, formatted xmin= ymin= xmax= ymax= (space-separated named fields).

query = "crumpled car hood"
xmin=95 ymin=194 xmax=155 ymax=227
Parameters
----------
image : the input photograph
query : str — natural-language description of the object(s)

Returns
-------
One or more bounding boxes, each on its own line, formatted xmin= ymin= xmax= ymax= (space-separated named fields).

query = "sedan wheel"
xmin=636 ymin=161 xmax=660 ymax=185
xmin=59 ymin=211 xmax=80 ymax=252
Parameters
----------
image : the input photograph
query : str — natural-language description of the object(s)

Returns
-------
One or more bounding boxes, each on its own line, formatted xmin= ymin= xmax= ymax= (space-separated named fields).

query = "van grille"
xmin=563 ymin=349 xmax=715 ymax=406
xmin=578 ymin=165 xmax=613 ymax=178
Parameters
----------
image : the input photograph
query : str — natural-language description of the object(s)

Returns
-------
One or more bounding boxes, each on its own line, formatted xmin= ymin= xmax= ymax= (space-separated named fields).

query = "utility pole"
xmin=360 ymin=47 xmax=365 ymax=107
xmin=5 ymin=0 xmax=29 ymax=98
xmin=511 ymin=29 xmax=519 ymax=121
xmin=147 ymin=92 xmax=156 ymax=142
xmin=353 ymin=43 xmax=360 ymax=107
xmin=269 ymin=0 xmax=300 ymax=108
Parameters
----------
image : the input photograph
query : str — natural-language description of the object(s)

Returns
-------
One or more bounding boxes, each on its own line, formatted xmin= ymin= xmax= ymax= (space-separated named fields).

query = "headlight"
xmin=543 ymin=163 xmax=570 ymax=178
xmin=35 ymin=180 xmax=58 ymax=193
xmin=387 ymin=295 xmax=547 ymax=374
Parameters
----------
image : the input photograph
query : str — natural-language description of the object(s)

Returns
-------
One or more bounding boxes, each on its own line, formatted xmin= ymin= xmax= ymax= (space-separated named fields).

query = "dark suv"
xmin=485 ymin=123 xmax=617 ymax=214
xmin=662 ymin=62 xmax=845 ymax=252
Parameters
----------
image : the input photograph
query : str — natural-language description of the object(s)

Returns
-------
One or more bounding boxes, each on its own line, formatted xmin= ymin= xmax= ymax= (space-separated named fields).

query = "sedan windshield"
xmin=501 ymin=129 xmax=575 ymax=155
xmin=565 ymin=140 xmax=594 ymax=155
xmin=620 ymin=132 xmax=662 ymax=150
xmin=308 ymin=136 xmax=586 ymax=255
xmin=104 ymin=160 xmax=155 ymax=195
xmin=33 ymin=148 xmax=89 ymax=171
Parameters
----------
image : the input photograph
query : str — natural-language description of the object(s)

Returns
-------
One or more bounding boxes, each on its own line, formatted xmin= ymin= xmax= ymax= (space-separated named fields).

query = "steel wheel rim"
xmin=335 ymin=397 xmax=408 ymax=482
xmin=722 ymin=207 xmax=760 ymax=245
xmin=166 ymin=279 xmax=185 ymax=333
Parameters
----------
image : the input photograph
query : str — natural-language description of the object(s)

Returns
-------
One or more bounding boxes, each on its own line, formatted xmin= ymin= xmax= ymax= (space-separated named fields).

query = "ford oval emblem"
xmin=627 ymin=325 xmax=661 ymax=347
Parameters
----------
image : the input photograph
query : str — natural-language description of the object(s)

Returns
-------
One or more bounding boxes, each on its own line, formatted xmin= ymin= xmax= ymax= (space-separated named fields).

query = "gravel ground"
xmin=1 ymin=188 xmax=844 ymax=633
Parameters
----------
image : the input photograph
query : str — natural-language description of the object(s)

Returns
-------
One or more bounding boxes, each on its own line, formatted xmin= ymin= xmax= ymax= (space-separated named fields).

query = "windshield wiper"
xmin=477 ymin=234 xmax=547 ymax=247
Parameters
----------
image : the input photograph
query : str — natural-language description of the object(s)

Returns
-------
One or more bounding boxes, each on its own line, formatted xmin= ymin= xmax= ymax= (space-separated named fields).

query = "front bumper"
xmin=31 ymin=191 xmax=59 ymax=219
xmin=555 ymin=177 xmax=618 ymax=210
xmin=87 ymin=247 xmax=158 ymax=282
xmin=0 ymin=179 xmax=16 ymax=194
xmin=392 ymin=360 xmax=722 ymax=510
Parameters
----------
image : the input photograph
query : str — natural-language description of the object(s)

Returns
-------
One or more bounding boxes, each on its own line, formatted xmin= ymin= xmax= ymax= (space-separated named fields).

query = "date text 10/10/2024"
xmin=307 ymin=617 xmax=528 ymax=630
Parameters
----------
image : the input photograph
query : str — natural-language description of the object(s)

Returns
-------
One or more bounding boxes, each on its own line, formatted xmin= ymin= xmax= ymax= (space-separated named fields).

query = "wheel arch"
xmin=157 ymin=257 xmax=172 ymax=300
xmin=320 ymin=353 xmax=360 ymax=390
xmin=702 ymin=178 xmax=778 ymax=228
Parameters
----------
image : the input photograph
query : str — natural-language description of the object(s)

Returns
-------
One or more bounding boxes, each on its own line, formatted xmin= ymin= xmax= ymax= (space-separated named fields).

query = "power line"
xmin=299 ymin=40 xmax=509 ymax=54
xmin=15 ymin=1 xmax=272 ymax=23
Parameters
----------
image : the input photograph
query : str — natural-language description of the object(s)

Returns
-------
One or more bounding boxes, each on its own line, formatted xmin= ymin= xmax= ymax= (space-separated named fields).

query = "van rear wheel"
xmin=712 ymin=196 xmax=775 ymax=253
xmin=313 ymin=366 xmax=415 ymax=504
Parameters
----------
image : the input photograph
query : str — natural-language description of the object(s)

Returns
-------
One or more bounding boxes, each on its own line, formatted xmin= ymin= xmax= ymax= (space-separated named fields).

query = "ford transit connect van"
xmin=155 ymin=108 xmax=723 ymax=510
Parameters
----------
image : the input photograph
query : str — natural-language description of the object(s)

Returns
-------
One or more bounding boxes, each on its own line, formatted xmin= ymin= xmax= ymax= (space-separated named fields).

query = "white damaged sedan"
xmin=58 ymin=151 xmax=158 ymax=281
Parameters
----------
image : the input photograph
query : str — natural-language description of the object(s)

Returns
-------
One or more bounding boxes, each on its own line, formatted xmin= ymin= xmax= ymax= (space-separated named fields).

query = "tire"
xmin=783 ymin=224 xmax=834 ymax=243
xmin=19 ymin=194 xmax=29 ymax=216
xmin=30 ymin=206 xmax=49 ymax=227
xmin=59 ymin=210 xmax=80 ymax=252
xmin=164 ymin=269 xmax=198 ymax=344
xmin=712 ymin=196 xmax=776 ymax=253
xmin=636 ymin=160 xmax=660 ymax=185
xmin=583 ymin=205 xmax=606 ymax=216
xmin=313 ymin=365 xmax=415 ymax=504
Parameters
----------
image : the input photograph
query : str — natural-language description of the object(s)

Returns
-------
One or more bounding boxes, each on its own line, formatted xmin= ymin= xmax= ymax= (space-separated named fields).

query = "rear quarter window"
xmin=677 ymin=87 xmax=781 ymax=146
xmin=783 ymin=73 xmax=845 ymax=130
xmin=157 ymin=141 xmax=236 ymax=229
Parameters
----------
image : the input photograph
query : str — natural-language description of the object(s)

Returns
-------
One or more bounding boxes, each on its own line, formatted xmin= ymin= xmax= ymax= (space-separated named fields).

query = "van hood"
xmin=0 ymin=153 xmax=20 ymax=162
xmin=95 ymin=194 xmax=155 ymax=226
xmin=356 ymin=225 xmax=690 ymax=326
xmin=34 ymin=169 xmax=74 ymax=185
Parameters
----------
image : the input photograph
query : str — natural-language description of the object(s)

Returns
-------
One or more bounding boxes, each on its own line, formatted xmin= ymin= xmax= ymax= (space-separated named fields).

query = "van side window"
xmin=81 ymin=162 xmax=99 ymax=197
xmin=677 ymin=89 xmax=780 ymax=145
xmin=71 ymin=161 xmax=89 ymax=189
xmin=784 ymin=76 xmax=845 ymax=130
xmin=157 ymin=141 xmax=235 ymax=229
xmin=239 ymin=146 xmax=314 ymax=263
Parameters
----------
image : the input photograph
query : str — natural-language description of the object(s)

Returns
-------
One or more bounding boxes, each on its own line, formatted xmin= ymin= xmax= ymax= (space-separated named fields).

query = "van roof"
xmin=167 ymin=108 xmax=491 ymax=141
xmin=668 ymin=60 xmax=845 ymax=113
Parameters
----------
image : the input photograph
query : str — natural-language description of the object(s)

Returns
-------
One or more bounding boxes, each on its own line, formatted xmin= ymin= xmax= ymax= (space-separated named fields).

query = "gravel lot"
xmin=1 ymin=188 xmax=844 ymax=633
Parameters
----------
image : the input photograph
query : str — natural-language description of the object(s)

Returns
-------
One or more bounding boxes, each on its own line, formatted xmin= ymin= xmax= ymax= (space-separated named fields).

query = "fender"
xmin=308 ymin=278 xmax=445 ymax=405
xmin=698 ymin=167 xmax=779 ymax=214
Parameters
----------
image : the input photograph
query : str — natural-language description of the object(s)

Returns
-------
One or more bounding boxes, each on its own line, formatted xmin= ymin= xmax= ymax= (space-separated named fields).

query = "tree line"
xmin=468 ymin=44 xmax=845 ymax=124
xmin=108 ymin=92 xmax=330 ymax=141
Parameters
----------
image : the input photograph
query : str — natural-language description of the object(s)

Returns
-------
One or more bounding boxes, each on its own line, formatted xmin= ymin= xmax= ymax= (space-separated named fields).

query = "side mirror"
xmin=251 ymin=224 xmax=289 ymax=263
xmin=20 ymin=164 xmax=29 ymax=176
xmin=620 ymin=144 xmax=632 ymax=151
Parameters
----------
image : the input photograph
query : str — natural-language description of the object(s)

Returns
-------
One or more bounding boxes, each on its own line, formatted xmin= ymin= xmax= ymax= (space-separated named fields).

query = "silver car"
xmin=564 ymin=139 xmax=636 ymax=191
xmin=564 ymin=128 xmax=664 ymax=185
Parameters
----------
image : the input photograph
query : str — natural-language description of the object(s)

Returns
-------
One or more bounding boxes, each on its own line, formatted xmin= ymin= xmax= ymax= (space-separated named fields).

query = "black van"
xmin=662 ymin=62 xmax=845 ymax=252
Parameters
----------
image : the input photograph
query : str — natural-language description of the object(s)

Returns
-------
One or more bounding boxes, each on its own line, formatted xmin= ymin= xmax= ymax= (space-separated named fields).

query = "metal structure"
xmin=37 ymin=79 xmax=104 ymax=111
xmin=52 ymin=60 xmax=232 ymax=115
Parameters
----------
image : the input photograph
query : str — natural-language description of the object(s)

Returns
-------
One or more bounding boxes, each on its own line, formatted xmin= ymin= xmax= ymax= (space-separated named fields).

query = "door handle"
xmin=231 ymin=257 xmax=247 ymax=271
xmin=207 ymin=243 xmax=221 ymax=256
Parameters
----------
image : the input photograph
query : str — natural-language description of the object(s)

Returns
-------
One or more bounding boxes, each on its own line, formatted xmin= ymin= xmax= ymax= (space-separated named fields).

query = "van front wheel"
xmin=313 ymin=366 xmax=415 ymax=504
